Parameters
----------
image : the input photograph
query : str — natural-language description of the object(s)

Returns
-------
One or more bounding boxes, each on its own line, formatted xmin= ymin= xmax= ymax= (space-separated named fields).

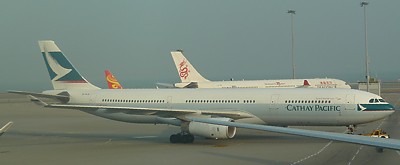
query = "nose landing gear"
xmin=347 ymin=125 xmax=357 ymax=134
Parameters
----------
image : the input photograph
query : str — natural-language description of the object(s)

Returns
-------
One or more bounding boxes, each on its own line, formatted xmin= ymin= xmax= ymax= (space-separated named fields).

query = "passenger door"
xmin=269 ymin=94 xmax=280 ymax=110
xmin=345 ymin=94 xmax=355 ymax=110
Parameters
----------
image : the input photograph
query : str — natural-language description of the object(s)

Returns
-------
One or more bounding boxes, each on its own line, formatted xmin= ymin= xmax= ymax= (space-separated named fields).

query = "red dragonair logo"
xmin=179 ymin=59 xmax=190 ymax=80
xmin=106 ymin=74 xmax=122 ymax=89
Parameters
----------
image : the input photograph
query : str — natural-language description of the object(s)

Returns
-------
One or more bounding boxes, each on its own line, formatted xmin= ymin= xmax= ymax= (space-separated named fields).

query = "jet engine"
xmin=185 ymin=118 xmax=236 ymax=139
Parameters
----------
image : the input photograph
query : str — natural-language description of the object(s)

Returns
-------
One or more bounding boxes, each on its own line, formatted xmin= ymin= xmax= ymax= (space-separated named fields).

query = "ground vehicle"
xmin=361 ymin=129 xmax=390 ymax=138
xmin=360 ymin=129 xmax=390 ymax=152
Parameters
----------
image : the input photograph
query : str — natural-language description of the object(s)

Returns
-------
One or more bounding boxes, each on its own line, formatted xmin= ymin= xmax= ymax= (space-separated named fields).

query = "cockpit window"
xmin=369 ymin=98 xmax=387 ymax=103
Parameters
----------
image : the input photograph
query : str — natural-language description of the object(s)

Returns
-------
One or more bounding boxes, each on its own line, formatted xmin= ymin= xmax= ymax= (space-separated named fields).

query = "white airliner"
xmin=0 ymin=122 xmax=13 ymax=136
xmin=170 ymin=50 xmax=351 ymax=89
xmin=9 ymin=40 xmax=400 ymax=151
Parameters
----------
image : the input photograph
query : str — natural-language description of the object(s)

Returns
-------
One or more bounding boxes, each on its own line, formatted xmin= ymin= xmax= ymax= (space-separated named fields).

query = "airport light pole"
xmin=361 ymin=1 xmax=370 ymax=92
xmin=287 ymin=10 xmax=296 ymax=79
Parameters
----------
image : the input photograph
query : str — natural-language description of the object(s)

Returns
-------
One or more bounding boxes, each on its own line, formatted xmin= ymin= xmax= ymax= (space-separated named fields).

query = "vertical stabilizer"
xmin=170 ymin=50 xmax=209 ymax=83
xmin=303 ymin=80 xmax=310 ymax=86
xmin=39 ymin=40 xmax=100 ymax=90
xmin=104 ymin=70 xmax=123 ymax=89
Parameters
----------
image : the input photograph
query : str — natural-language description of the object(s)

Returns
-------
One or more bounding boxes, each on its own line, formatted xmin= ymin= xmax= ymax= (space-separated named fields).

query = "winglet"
xmin=104 ymin=70 xmax=123 ymax=89
xmin=0 ymin=122 xmax=13 ymax=135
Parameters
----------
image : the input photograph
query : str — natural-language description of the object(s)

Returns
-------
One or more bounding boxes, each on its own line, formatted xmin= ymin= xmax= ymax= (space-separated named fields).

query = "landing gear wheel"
xmin=169 ymin=133 xmax=194 ymax=143
xmin=182 ymin=134 xmax=195 ymax=143
xmin=170 ymin=134 xmax=180 ymax=143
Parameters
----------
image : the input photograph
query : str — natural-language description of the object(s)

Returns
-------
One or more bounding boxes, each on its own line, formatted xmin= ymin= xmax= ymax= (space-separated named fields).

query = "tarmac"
xmin=1 ymin=91 xmax=399 ymax=165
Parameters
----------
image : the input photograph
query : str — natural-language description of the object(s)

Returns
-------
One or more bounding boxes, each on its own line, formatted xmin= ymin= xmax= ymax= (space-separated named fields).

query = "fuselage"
xmin=174 ymin=78 xmax=351 ymax=89
xmin=66 ymin=88 xmax=394 ymax=126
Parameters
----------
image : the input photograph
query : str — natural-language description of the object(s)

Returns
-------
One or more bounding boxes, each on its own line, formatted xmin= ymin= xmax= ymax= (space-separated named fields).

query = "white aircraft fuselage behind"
xmin=174 ymin=78 xmax=350 ymax=89
xmin=171 ymin=51 xmax=351 ymax=89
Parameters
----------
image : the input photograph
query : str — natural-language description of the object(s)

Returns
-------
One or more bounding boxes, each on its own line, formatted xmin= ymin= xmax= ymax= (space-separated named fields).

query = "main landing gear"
xmin=347 ymin=125 xmax=357 ymax=134
xmin=170 ymin=132 xmax=195 ymax=143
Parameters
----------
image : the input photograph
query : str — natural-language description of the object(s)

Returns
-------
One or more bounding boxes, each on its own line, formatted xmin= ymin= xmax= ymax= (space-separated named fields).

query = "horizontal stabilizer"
xmin=8 ymin=90 xmax=69 ymax=103
xmin=156 ymin=83 xmax=175 ymax=88
xmin=28 ymin=95 xmax=49 ymax=106
xmin=183 ymin=82 xmax=199 ymax=88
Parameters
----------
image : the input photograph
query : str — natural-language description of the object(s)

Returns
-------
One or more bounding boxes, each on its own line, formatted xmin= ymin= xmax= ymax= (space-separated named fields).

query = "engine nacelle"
xmin=186 ymin=118 xmax=236 ymax=139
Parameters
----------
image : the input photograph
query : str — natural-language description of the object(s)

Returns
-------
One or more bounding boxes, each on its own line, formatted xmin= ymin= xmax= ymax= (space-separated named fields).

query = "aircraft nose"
xmin=383 ymin=103 xmax=394 ymax=111
xmin=389 ymin=104 xmax=396 ymax=110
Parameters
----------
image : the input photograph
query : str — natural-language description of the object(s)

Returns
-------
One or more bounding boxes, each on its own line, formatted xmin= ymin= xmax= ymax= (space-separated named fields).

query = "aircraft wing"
xmin=0 ymin=122 xmax=13 ymax=136
xmin=189 ymin=117 xmax=400 ymax=151
xmin=43 ymin=104 xmax=255 ymax=120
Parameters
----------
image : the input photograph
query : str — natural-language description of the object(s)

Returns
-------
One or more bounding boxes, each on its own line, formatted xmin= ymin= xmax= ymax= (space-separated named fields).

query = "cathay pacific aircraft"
xmin=170 ymin=50 xmax=351 ymax=89
xmin=10 ymin=41 xmax=400 ymax=151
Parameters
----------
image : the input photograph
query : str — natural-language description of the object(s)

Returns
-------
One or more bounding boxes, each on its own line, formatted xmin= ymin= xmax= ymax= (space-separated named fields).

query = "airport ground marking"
xmin=291 ymin=129 xmax=350 ymax=165
xmin=347 ymin=119 xmax=386 ymax=165
xmin=290 ymin=140 xmax=333 ymax=165
xmin=347 ymin=146 xmax=363 ymax=165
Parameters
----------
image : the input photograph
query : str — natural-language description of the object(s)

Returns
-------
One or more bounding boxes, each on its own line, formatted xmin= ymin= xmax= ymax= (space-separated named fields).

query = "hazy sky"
xmin=1 ymin=0 xmax=399 ymax=91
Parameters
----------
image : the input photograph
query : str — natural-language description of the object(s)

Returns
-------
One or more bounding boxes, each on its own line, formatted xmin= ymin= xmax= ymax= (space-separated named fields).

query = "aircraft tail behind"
xmin=170 ymin=51 xmax=209 ymax=83
xmin=105 ymin=70 xmax=123 ymax=89
xmin=39 ymin=40 xmax=100 ymax=90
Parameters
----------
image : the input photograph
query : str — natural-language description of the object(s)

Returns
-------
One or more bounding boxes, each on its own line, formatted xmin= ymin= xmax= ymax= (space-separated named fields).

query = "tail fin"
xmin=296 ymin=80 xmax=311 ymax=88
xmin=170 ymin=50 xmax=209 ymax=83
xmin=104 ymin=70 xmax=123 ymax=89
xmin=303 ymin=80 xmax=310 ymax=86
xmin=39 ymin=40 xmax=100 ymax=90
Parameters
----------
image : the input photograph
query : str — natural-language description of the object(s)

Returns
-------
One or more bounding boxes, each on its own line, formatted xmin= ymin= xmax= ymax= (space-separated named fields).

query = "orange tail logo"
xmin=105 ymin=70 xmax=123 ymax=89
